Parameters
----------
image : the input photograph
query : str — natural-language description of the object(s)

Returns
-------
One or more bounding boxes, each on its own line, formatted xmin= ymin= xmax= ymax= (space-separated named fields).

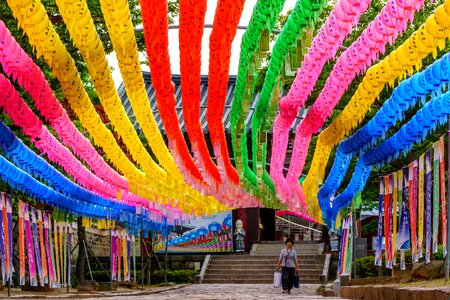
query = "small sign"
xmin=355 ymin=238 xmax=368 ymax=258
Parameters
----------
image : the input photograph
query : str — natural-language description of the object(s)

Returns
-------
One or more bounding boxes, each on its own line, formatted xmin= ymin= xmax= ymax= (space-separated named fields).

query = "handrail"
xmin=320 ymin=253 xmax=331 ymax=284
xmin=195 ymin=254 xmax=211 ymax=284
xmin=276 ymin=216 xmax=322 ymax=233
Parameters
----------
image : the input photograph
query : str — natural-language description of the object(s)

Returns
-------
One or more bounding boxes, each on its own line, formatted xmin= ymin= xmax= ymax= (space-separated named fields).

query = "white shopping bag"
xmin=274 ymin=271 xmax=282 ymax=288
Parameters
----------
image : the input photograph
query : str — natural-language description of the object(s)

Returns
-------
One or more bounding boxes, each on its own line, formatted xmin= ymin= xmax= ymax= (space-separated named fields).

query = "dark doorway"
xmin=232 ymin=208 xmax=276 ymax=251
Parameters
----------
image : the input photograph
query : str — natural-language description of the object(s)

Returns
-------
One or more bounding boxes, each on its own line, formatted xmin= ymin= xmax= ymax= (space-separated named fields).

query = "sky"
xmin=108 ymin=0 xmax=298 ymax=88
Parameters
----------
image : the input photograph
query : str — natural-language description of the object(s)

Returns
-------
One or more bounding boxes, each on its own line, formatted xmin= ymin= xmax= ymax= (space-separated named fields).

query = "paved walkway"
xmin=81 ymin=284 xmax=340 ymax=300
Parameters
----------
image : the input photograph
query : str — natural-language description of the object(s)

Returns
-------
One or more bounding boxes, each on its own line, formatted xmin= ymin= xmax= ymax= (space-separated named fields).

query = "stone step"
xmin=254 ymin=249 xmax=320 ymax=253
xmin=254 ymin=248 xmax=320 ymax=252
xmin=202 ymin=278 xmax=321 ymax=284
xmin=210 ymin=257 xmax=325 ymax=262
xmin=252 ymin=252 xmax=321 ymax=255
xmin=204 ymin=274 xmax=275 ymax=280
xmin=207 ymin=264 xmax=323 ymax=270
xmin=257 ymin=241 xmax=322 ymax=244
xmin=208 ymin=266 xmax=323 ymax=273
xmin=253 ymin=248 xmax=320 ymax=251
xmin=253 ymin=251 xmax=321 ymax=255
xmin=259 ymin=243 xmax=321 ymax=245
xmin=209 ymin=260 xmax=324 ymax=267
xmin=207 ymin=266 xmax=323 ymax=271
xmin=208 ymin=263 xmax=323 ymax=270
xmin=208 ymin=261 xmax=323 ymax=267
xmin=211 ymin=253 xmax=325 ymax=261
xmin=255 ymin=244 xmax=321 ymax=248
xmin=203 ymin=274 xmax=321 ymax=281
xmin=206 ymin=269 xmax=323 ymax=276
xmin=208 ymin=266 xmax=278 ymax=271
xmin=255 ymin=245 xmax=320 ymax=248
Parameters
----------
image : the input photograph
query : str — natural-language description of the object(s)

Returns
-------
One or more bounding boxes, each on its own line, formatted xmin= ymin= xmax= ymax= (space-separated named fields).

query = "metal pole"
xmin=110 ymin=227 xmax=113 ymax=292
xmin=141 ymin=232 xmax=144 ymax=290
xmin=446 ymin=117 xmax=450 ymax=281
xmin=352 ymin=210 xmax=357 ymax=278
xmin=83 ymin=240 xmax=93 ymax=281
xmin=7 ymin=278 xmax=11 ymax=297
xmin=164 ymin=231 xmax=169 ymax=284
xmin=67 ymin=236 xmax=70 ymax=294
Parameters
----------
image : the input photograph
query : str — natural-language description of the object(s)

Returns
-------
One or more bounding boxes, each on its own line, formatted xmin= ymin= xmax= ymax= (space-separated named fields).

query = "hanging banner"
xmin=432 ymin=142 xmax=440 ymax=254
xmin=19 ymin=200 xmax=25 ymax=285
xmin=383 ymin=176 xmax=392 ymax=269
xmin=122 ymin=229 xmax=129 ymax=282
xmin=5 ymin=194 xmax=12 ymax=283
xmin=44 ymin=213 xmax=56 ymax=287
xmin=409 ymin=163 xmax=418 ymax=262
xmin=132 ymin=235 xmax=136 ymax=283
xmin=439 ymin=137 xmax=447 ymax=257
xmin=127 ymin=233 xmax=131 ymax=282
xmin=418 ymin=155 xmax=424 ymax=259
xmin=38 ymin=210 xmax=48 ymax=284
xmin=397 ymin=168 xmax=410 ymax=251
xmin=2 ymin=193 xmax=10 ymax=283
xmin=392 ymin=172 xmax=398 ymax=266
xmin=48 ymin=214 xmax=57 ymax=288
xmin=375 ymin=179 xmax=384 ymax=267
xmin=61 ymin=220 xmax=67 ymax=287
xmin=345 ymin=214 xmax=353 ymax=276
xmin=68 ymin=222 xmax=72 ymax=288
xmin=31 ymin=207 xmax=44 ymax=286
xmin=425 ymin=150 xmax=432 ymax=264
xmin=25 ymin=204 xmax=37 ymax=286
xmin=59 ymin=219 xmax=65 ymax=287
xmin=111 ymin=229 xmax=117 ymax=281
xmin=54 ymin=217 xmax=60 ymax=287
xmin=117 ymin=228 xmax=122 ymax=282
xmin=337 ymin=225 xmax=343 ymax=275
xmin=338 ymin=216 xmax=349 ymax=276
xmin=397 ymin=169 xmax=410 ymax=270
xmin=388 ymin=174 xmax=394 ymax=268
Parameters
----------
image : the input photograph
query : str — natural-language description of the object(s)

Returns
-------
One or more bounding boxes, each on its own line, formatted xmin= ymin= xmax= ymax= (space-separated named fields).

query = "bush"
xmin=87 ymin=269 xmax=198 ymax=285
xmin=362 ymin=219 xmax=378 ymax=235
xmin=91 ymin=270 xmax=111 ymax=282
xmin=353 ymin=245 xmax=446 ymax=278
xmin=151 ymin=269 xmax=199 ymax=284
xmin=355 ymin=256 xmax=390 ymax=278
xmin=403 ymin=244 xmax=445 ymax=263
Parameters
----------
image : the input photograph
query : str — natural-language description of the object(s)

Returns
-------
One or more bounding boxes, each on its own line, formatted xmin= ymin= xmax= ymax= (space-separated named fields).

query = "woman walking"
xmin=276 ymin=238 xmax=298 ymax=294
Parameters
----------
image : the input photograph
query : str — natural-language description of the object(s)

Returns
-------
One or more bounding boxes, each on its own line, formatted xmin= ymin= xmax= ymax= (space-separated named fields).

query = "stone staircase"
xmin=202 ymin=241 xmax=325 ymax=284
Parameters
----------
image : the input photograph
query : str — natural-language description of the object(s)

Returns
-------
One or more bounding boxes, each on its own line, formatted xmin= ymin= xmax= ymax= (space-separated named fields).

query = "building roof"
xmin=118 ymin=73 xmax=307 ymax=134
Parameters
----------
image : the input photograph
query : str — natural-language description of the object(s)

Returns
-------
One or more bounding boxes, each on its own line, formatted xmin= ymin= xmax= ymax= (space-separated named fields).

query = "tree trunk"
xmin=76 ymin=217 xmax=86 ymax=281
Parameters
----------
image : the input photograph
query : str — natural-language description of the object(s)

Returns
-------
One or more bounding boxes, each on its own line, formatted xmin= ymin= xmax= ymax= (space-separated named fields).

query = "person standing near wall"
xmin=276 ymin=238 xmax=298 ymax=294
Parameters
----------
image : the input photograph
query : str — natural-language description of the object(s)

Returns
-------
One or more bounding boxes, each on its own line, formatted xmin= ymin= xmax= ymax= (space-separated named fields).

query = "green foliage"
xmin=151 ymin=269 xmax=199 ymax=284
xmin=354 ymin=245 xmax=446 ymax=278
xmin=254 ymin=65 xmax=269 ymax=93
xmin=91 ymin=270 xmax=112 ymax=282
xmin=90 ymin=269 xmax=198 ymax=285
xmin=355 ymin=255 xmax=390 ymax=278
xmin=90 ymin=268 xmax=198 ymax=285
xmin=274 ymin=9 xmax=292 ymax=31
xmin=361 ymin=219 xmax=378 ymax=235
